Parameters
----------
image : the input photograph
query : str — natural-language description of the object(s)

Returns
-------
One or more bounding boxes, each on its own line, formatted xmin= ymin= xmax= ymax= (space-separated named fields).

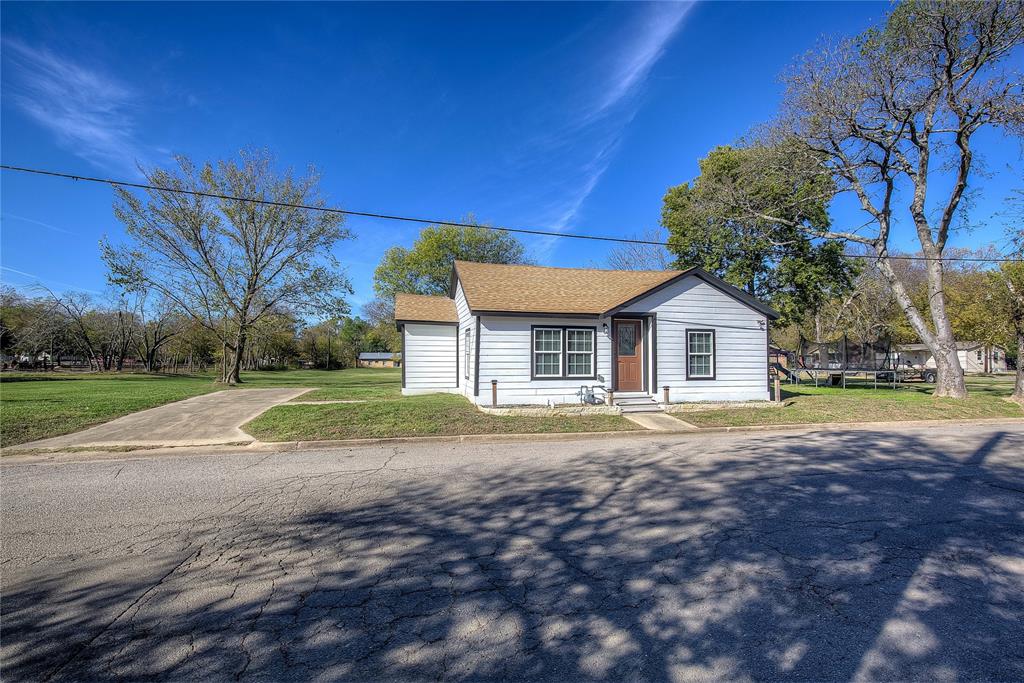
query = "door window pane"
xmin=617 ymin=324 xmax=636 ymax=356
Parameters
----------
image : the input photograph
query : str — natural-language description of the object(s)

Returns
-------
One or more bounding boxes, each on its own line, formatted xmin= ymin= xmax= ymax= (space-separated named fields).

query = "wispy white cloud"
xmin=0 ymin=265 xmax=101 ymax=294
xmin=3 ymin=38 xmax=152 ymax=174
xmin=519 ymin=3 xmax=694 ymax=260
xmin=595 ymin=3 xmax=692 ymax=116
xmin=2 ymin=212 xmax=77 ymax=236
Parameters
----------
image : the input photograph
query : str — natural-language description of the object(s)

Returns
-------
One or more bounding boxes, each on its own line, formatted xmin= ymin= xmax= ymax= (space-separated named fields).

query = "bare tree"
xmin=132 ymin=291 xmax=182 ymax=372
xmin=703 ymin=1 xmax=1023 ymax=397
xmin=103 ymin=150 xmax=353 ymax=384
xmin=41 ymin=288 xmax=101 ymax=370
xmin=606 ymin=229 xmax=673 ymax=270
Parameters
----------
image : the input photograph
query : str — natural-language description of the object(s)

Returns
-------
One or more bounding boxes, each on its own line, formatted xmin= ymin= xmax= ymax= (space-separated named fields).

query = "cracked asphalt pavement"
xmin=2 ymin=423 xmax=1023 ymax=681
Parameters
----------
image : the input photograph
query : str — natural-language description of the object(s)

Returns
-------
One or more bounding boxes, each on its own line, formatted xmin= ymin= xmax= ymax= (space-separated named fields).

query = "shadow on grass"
xmin=2 ymin=429 xmax=1022 ymax=680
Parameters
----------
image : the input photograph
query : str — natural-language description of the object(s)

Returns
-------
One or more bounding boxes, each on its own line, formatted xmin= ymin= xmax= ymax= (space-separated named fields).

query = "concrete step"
xmin=618 ymin=403 xmax=663 ymax=414
xmin=615 ymin=398 xmax=658 ymax=406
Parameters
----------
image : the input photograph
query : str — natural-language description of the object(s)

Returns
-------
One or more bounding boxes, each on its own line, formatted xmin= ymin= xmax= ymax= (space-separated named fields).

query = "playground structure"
xmin=772 ymin=336 xmax=934 ymax=389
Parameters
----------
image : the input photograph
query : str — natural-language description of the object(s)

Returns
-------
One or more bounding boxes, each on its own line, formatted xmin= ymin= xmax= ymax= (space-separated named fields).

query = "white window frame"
xmin=686 ymin=329 xmax=716 ymax=380
xmin=566 ymin=328 xmax=595 ymax=378
xmin=532 ymin=327 xmax=563 ymax=378
xmin=464 ymin=328 xmax=470 ymax=380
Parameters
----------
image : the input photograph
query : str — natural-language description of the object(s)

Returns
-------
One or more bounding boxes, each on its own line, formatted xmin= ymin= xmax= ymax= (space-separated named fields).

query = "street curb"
xmin=249 ymin=416 xmax=1024 ymax=451
xmin=5 ymin=417 xmax=1022 ymax=461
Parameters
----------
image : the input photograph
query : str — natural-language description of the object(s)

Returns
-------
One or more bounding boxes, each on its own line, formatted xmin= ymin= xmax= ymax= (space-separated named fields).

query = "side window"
xmin=464 ymin=328 xmax=470 ymax=379
xmin=687 ymin=330 xmax=715 ymax=379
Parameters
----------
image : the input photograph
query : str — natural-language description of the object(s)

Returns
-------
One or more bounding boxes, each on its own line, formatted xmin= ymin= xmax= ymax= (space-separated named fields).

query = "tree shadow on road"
xmin=2 ymin=428 xmax=1022 ymax=681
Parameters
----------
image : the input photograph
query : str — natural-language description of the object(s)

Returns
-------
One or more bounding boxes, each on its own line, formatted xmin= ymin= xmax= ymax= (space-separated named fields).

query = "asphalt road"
xmin=2 ymin=424 xmax=1023 ymax=681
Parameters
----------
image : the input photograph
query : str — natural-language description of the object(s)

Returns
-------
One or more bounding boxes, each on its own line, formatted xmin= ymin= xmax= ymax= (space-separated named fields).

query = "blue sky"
xmin=2 ymin=1 xmax=1021 ymax=312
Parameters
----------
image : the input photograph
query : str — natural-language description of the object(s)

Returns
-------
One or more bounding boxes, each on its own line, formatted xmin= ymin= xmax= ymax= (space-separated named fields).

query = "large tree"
xmin=103 ymin=150 xmax=352 ymax=384
xmin=662 ymin=145 xmax=858 ymax=327
xmin=373 ymin=220 xmax=529 ymax=302
xmin=686 ymin=1 xmax=1024 ymax=397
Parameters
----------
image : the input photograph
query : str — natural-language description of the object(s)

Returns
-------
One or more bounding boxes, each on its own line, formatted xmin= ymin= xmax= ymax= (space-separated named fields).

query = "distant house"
xmin=393 ymin=261 xmax=779 ymax=406
xmin=357 ymin=352 xmax=401 ymax=368
xmin=896 ymin=342 xmax=1008 ymax=373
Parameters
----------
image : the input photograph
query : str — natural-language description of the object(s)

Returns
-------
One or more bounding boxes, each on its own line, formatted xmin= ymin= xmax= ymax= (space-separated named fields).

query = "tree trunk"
xmin=874 ymin=253 xmax=967 ymax=398
xmin=225 ymin=328 xmax=246 ymax=385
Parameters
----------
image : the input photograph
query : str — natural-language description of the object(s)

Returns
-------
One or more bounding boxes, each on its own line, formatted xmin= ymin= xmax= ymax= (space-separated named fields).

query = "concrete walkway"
xmin=21 ymin=388 xmax=310 ymax=449
xmin=623 ymin=411 xmax=697 ymax=431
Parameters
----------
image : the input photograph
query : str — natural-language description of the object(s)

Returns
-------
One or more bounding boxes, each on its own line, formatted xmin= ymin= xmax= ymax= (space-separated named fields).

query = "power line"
xmin=2 ymin=163 xmax=1020 ymax=264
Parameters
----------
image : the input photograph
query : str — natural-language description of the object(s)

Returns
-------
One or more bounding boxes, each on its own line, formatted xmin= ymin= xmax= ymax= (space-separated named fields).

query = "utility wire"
xmin=2 ymin=163 xmax=1020 ymax=263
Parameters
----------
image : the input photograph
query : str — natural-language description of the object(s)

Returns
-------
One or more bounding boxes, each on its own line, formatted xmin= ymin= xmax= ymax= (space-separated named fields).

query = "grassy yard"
xmin=0 ymin=373 xmax=221 ymax=446
xmin=2 ymin=368 xmax=1019 ymax=446
xmin=0 ymin=368 xmax=401 ymax=447
xmin=682 ymin=376 xmax=1023 ymax=428
xmin=215 ymin=368 xmax=402 ymax=401
xmin=244 ymin=393 xmax=641 ymax=441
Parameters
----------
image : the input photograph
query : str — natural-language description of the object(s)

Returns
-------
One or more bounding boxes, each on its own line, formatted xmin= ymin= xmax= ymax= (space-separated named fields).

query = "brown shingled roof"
xmin=394 ymin=293 xmax=458 ymax=323
xmin=454 ymin=261 xmax=685 ymax=315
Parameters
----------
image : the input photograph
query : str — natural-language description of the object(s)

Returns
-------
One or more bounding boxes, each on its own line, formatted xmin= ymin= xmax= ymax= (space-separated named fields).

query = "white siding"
xmin=402 ymin=323 xmax=458 ymax=395
xmin=454 ymin=282 xmax=475 ymax=399
xmin=474 ymin=316 xmax=611 ymax=406
xmin=621 ymin=276 xmax=769 ymax=402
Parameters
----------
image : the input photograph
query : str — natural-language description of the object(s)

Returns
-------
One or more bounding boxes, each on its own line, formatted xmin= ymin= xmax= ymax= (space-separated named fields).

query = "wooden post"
xmin=606 ymin=389 xmax=614 ymax=406
xmin=662 ymin=385 xmax=670 ymax=404
xmin=774 ymin=376 xmax=781 ymax=402
xmin=491 ymin=379 xmax=498 ymax=407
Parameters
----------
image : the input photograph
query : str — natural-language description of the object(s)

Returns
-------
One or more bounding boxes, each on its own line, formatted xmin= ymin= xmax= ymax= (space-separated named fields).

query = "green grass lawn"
xmin=0 ymin=373 xmax=222 ymax=446
xmin=216 ymin=368 xmax=402 ymax=401
xmin=244 ymin=393 xmax=642 ymax=441
xmin=2 ymin=368 xmax=1019 ymax=446
xmin=682 ymin=376 xmax=1023 ymax=428
xmin=0 ymin=368 xmax=401 ymax=447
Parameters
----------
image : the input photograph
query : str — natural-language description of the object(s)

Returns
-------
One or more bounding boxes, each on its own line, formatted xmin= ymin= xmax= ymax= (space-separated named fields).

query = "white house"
xmin=897 ymin=342 xmax=1009 ymax=374
xmin=394 ymin=261 xmax=778 ymax=406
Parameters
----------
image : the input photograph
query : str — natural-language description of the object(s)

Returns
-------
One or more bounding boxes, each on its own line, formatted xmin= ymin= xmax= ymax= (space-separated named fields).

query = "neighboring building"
xmin=394 ymin=261 xmax=778 ymax=406
xmin=896 ymin=342 xmax=1008 ymax=373
xmin=357 ymin=352 xmax=401 ymax=368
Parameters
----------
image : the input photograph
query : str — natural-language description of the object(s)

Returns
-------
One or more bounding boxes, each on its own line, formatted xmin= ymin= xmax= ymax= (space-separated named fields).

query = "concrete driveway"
xmin=2 ymin=424 xmax=1022 ymax=681
xmin=19 ymin=388 xmax=309 ymax=449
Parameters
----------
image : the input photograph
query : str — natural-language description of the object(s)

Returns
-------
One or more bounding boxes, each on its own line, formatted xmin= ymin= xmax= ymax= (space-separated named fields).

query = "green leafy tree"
xmin=662 ymin=146 xmax=857 ymax=327
xmin=373 ymin=220 xmax=529 ymax=302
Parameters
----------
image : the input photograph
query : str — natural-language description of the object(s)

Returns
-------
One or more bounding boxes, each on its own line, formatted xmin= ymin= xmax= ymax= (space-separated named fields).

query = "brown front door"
xmin=615 ymin=319 xmax=643 ymax=392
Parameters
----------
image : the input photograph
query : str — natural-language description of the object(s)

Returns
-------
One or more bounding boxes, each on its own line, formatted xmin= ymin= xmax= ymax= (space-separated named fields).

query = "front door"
xmin=615 ymin=319 xmax=643 ymax=392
